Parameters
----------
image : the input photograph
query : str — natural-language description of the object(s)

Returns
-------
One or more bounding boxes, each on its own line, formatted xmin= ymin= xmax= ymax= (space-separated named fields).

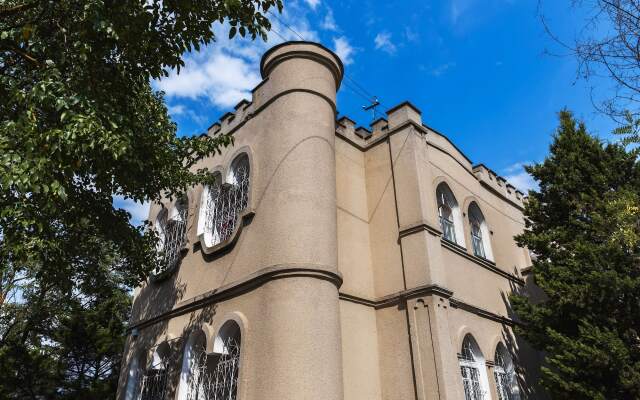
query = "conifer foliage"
xmin=511 ymin=110 xmax=640 ymax=399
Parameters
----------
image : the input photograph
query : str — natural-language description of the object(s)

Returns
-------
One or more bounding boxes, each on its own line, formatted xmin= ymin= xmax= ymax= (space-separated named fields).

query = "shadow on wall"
xmin=125 ymin=300 xmax=219 ymax=399
xmin=500 ymin=278 xmax=550 ymax=400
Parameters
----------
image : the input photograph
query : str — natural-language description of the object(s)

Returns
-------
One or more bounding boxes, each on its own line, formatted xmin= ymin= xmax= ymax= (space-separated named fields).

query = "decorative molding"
xmin=339 ymin=288 xmax=519 ymax=326
xmin=128 ymin=265 xmax=343 ymax=332
xmin=260 ymin=41 xmax=345 ymax=88
xmin=449 ymin=298 xmax=518 ymax=327
xmin=441 ymin=239 xmax=525 ymax=286
xmin=338 ymin=284 xmax=453 ymax=310
xmin=398 ymin=221 xmax=443 ymax=240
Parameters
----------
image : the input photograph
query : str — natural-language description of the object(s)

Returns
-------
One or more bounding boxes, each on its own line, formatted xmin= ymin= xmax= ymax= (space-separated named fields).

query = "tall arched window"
xmin=459 ymin=334 xmax=490 ymax=400
xmin=176 ymin=331 xmax=207 ymax=400
xmin=436 ymin=183 xmax=465 ymax=246
xmin=140 ymin=346 xmax=170 ymax=400
xmin=178 ymin=321 xmax=242 ymax=400
xmin=201 ymin=154 xmax=250 ymax=249
xmin=468 ymin=202 xmax=493 ymax=261
xmin=153 ymin=198 xmax=188 ymax=276
xmin=494 ymin=344 xmax=521 ymax=400
xmin=124 ymin=356 xmax=141 ymax=400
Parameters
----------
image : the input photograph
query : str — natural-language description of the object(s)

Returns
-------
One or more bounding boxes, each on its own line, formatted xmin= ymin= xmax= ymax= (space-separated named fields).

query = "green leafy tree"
xmin=511 ymin=110 xmax=640 ymax=399
xmin=0 ymin=0 xmax=281 ymax=397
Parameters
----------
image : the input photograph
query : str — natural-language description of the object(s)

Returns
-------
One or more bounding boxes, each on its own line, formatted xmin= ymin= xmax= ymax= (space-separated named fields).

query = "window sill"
xmin=198 ymin=209 xmax=255 ymax=256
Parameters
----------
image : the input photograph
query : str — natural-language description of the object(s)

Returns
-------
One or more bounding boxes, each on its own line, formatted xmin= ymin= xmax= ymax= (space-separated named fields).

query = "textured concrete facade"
xmin=117 ymin=41 xmax=542 ymax=400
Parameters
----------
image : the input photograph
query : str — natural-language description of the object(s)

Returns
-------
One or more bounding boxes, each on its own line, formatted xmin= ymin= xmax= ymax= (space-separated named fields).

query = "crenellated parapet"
xmin=472 ymin=164 xmax=526 ymax=207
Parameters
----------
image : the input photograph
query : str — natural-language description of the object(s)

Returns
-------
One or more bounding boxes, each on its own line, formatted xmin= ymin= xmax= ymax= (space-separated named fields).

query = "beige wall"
xmin=119 ymin=42 xmax=542 ymax=400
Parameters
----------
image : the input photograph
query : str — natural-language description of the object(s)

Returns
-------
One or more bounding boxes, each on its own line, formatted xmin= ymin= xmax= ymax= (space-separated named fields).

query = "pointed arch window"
xmin=153 ymin=197 xmax=188 ymax=276
xmin=179 ymin=321 xmax=242 ymax=400
xmin=200 ymin=154 xmax=250 ymax=250
xmin=468 ymin=202 xmax=493 ymax=261
xmin=459 ymin=335 xmax=490 ymax=400
xmin=494 ymin=344 xmax=521 ymax=400
xmin=436 ymin=183 xmax=464 ymax=246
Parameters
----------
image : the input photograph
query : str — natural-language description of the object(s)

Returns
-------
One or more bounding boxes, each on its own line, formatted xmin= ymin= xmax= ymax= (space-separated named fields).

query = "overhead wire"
xmin=265 ymin=9 xmax=384 ymax=118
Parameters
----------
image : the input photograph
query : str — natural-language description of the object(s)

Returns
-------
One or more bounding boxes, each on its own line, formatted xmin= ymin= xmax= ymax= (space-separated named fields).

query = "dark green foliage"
xmin=511 ymin=110 xmax=640 ymax=399
xmin=0 ymin=0 xmax=281 ymax=398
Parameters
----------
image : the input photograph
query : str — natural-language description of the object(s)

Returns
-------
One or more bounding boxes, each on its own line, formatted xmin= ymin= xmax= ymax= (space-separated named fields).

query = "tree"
xmin=0 ymin=0 xmax=281 ymax=397
xmin=548 ymin=0 xmax=640 ymax=121
xmin=511 ymin=110 xmax=640 ymax=399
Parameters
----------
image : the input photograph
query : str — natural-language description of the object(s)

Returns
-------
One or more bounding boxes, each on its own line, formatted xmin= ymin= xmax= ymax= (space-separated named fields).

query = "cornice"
xmin=339 ymin=288 xmax=519 ymax=326
xmin=338 ymin=283 xmax=453 ymax=310
xmin=398 ymin=221 xmax=443 ymax=240
xmin=128 ymin=265 xmax=343 ymax=332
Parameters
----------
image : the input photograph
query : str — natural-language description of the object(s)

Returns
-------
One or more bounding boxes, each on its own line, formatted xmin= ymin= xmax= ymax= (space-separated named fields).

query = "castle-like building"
xmin=117 ymin=41 xmax=543 ymax=400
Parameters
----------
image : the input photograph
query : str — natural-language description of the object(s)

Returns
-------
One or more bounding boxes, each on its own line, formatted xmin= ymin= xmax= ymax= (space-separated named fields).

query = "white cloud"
xmin=333 ymin=36 xmax=354 ymax=65
xmin=113 ymin=196 xmax=150 ymax=227
xmin=404 ymin=27 xmax=419 ymax=43
xmin=154 ymin=12 xmax=319 ymax=110
xmin=168 ymin=104 xmax=186 ymax=115
xmin=321 ymin=9 xmax=338 ymax=31
xmin=155 ymin=52 xmax=261 ymax=108
xmin=374 ymin=31 xmax=396 ymax=54
xmin=430 ymin=62 xmax=456 ymax=77
xmin=304 ymin=0 xmax=320 ymax=9
xmin=503 ymin=162 xmax=538 ymax=193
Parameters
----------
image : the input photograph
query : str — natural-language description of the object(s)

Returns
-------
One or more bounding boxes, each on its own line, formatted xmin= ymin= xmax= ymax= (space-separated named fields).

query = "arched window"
xmin=468 ymin=202 xmax=493 ymax=261
xmin=436 ymin=183 xmax=465 ymax=246
xmin=494 ymin=344 xmax=521 ymax=400
xmin=153 ymin=198 xmax=188 ymax=276
xmin=140 ymin=346 xmax=170 ymax=400
xmin=179 ymin=321 xmax=242 ymax=400
xmin=176 ymin=331 xmax=207 ymax=400
xmin=201 ymin=154 xmax=250 ymax=248
xmin=124 ymin=356 xmax=141 ymax=400
xmin=459 ymin=335 xmax=490 ymax=400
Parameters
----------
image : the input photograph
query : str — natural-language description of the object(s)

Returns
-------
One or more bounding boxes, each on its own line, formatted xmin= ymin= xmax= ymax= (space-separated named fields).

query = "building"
xmin=117 ymin=41 xmax=543 ymax=400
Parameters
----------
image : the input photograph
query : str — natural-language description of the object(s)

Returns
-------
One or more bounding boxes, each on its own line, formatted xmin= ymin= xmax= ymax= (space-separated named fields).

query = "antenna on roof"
xmin=362 ymin=97 xmax=380 ymax=122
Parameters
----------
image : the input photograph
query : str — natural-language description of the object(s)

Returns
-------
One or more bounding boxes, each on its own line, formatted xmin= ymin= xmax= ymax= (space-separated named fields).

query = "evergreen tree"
xmin=512 ymin=110 xmax=640 ymax=399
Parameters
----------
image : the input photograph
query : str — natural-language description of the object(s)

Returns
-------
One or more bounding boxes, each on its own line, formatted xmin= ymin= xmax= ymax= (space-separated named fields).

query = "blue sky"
xmin=118 ymin=0 xmax=619 ymax=223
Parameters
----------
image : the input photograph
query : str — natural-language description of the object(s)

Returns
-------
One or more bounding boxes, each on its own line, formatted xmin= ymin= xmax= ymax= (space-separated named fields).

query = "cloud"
xmin=321 ymin=9 xmax=338 ymax=31
xmin=154 ymin=11 xmax=319 ymax=110
xmin=168 ymin=104 xmax=186 ymax=116
xmin=430 ymin=62 xmax=456 ymax=77
xmin=113 ymin=196 xmax=150 ymax=227
xmin=333 ymin=36 xmax=354 ymax=65
xmin=404 ymin=27 xmax=420 ymax=43
xmin=304 ymin=0 xmax=320 ymax=9
xmin=374 ymin=31 xmax=396 ymax=54
xmin=503 ymin=162 xmax=539 ymax=193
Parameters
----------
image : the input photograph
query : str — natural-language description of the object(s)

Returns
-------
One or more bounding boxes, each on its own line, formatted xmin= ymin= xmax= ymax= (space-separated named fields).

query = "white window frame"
xmin=458 ymin=335 xmax=492 ymax=400
xmin=197 ymin=154 xmax=251 ymax=253
xmin=436 ymin=183 xmax=466 ymax=247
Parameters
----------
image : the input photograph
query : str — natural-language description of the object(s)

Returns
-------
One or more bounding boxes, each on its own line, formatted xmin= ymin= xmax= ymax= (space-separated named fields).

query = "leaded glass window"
xmin=470 ymin=220 xmax=485 ymax=259
xmin=203 ymin=155 xmax=250 ymax=248
xmin=184 ymin=327 xmax=241 ymax=400
xmin=141 ymin=351 xmax=170 ymax=400
xmin=436 ymin=183 xmax=462 ymax=245
xmin=494 ymin=345 xmax=521 ymax=400
xmin=468 ymin=202 xmax=493 ymax=261
xmin=153 ymin=199 xmax=188 ymax=276
xmin=459 ymin=335 xmax=487 ymax=400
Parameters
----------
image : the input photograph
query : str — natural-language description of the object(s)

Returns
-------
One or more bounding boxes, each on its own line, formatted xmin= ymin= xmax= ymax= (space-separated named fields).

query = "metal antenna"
xmin=362 ymin=96 xmax=380 ymax=121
